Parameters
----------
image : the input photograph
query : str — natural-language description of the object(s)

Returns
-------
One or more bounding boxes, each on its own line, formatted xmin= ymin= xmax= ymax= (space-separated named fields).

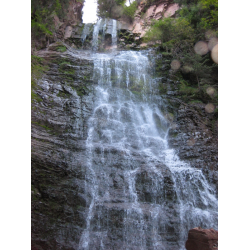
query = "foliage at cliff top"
xmin=97 ymin=0 xmax=139 ymax=20
xmin=31 ymin=0 xmax=84 ymax=97
xmin=144 ymin=0 xmax=218 ymax=104
xmin=31 ymin=0 xmax=84 ymax=40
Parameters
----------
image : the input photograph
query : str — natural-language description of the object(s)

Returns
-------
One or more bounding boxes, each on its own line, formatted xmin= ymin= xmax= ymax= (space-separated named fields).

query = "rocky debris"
xmin=185 ymin=227 xmax=218 ymax=250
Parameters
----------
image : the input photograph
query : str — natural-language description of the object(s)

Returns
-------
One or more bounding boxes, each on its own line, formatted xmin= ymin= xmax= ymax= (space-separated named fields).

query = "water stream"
xmin=77 ymin=21 xmax=217 ymax=250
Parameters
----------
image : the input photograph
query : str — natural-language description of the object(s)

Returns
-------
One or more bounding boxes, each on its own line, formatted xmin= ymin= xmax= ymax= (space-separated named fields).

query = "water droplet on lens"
xmin=171 ymin=60 xmax=181 ymax=70
xmin=194 ymin=41 xmax=209 ymax=55
xmin=205 ymin=103 xmax=215 ymax=113
xmin=208 ymin=37 xmax=218 ymax=51
xmin=187 ymin=138 xmax=195 ymax=146
xmin=206 ymin=87 xmax=215 ymax=97
xmin=205 ymin=30 xmax=217 ymax=40
xmin=211 ymin=44 xmax=218 ymax=64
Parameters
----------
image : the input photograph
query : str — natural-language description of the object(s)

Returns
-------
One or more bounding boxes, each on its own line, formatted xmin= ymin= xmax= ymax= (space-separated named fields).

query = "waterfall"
xmin=102 ymin=19 xmax=107 ymax=42
xmin=89 ymin=18 xmax=118 ymax=51
xmin=81 ymin=23 xmax=92 ymax=44
xmin=111 ymin=19 xmax=117 ymax=48
xmin=77 ymin=51 xmax=218 ymax=250
xmin=92 ymin=19 xmax=102 ymax=51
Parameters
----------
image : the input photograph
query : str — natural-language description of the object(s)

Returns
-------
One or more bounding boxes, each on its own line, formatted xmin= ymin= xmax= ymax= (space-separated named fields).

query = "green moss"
xmin=32 ymin=121 xmax=52 ymax=131
xmin=57 ymin=91 xmax=70 ymax=98
xmin=189 ymin=100 xmax=203 ymax=104
xmin=171 ymin=132 xmax=178 ymax=138
xmin=59 ymin=62 xmax=75 ymax=76
xmin=131 ymin=90 xmax=141 ymax=96
xmin=31 ymin=55 xmax=49 ymax=103
xmin=159 ymin=82 xmax=168 ymax=94
xmin=56 ymin=45 xmax=67 ymax=52
xmin=59 ymin=61 xmax=71 ymax=66
xmin=179 ymin=81 xmax=199 ymax=95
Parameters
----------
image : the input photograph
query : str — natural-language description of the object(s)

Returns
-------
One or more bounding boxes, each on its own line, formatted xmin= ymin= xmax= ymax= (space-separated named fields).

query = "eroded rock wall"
xmin=32 ymin=0 xmax=84 ymax=50
xmin=119 ymin=0 xmax=179 ymax=38
xmin=31 ymin=43 xmax=94 ymax=250
xmin=154 ymin=54 xmax=218 ymax=192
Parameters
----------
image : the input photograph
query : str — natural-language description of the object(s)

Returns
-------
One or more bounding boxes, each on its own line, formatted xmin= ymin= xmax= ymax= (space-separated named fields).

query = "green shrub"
xmin=179 ymin=81 xmax=199 ymax=95
xmin=123 ymin=1 xmax=138 ymax=18
xmin=31 ymin=55 xmax=48 ymax=103
xmin=56 ymin=46 xmax=67 ymax=52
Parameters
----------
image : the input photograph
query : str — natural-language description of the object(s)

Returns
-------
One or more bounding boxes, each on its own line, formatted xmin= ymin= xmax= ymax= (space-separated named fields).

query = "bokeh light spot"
xmin=171 ymin=123 xmax=177 ymax=129
xmin=205 ymin=103 xmax=215 ymax=113
xmin=208 ymin=37 xmax=218 ymax=51
xmin=205 ymin=30 xmax=217 ymax=40
xmin=211 ymin=44 xmax=218 ymax=64
xmin=194 ymin=41 xmax=209 ymax=56
xmin=171 ymin=60 xmax=181 ymax=70
xmin=187 ymin=138 xmax=195 ymax=146
xmin=206 ymin=87 xmax=216 ymax=97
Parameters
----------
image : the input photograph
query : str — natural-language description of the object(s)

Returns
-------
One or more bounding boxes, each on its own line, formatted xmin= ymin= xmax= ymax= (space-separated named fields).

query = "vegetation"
xmin=144 ymin=0 xmax=218 ymax=105
xmin=32 ymin=0 xmax=59 ymax=37
xmin=56 ymin=45 xmax=67 ymax=52
xmin=31 ymin=0 xmax=84 ymax=48
xmin=97 ymin=0 xmax=139 ymax=20
xmin=31 ymin=0 xmax=80 ymax=101
xmin=31 ymin=55 xmax=49 ymax=102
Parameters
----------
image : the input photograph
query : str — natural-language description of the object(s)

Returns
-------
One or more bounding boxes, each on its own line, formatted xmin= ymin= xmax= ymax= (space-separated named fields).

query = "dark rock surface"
xmin=155 ymin=54 xmax=218 ymax=194
xmin=31 ymin=44 xmax=218 ymax=249
xmin=185 ymin=227 xmax=218 ymax=250
xmin=31 ymin=45 xmax=94 ymax=249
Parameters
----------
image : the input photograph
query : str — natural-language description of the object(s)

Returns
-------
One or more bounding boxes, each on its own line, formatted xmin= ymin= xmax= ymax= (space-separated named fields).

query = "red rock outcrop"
xmin=185 ymin=227 xmax=218 ymax=250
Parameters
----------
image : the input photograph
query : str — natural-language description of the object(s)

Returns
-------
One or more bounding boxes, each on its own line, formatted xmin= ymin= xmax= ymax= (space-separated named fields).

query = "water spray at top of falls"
xmin=111 ymin=19 xmax=117 ymax=49
xmin=92 ymin=19 xmax=102 ymax=51
xmin=80 ymin=18 xmax=119 ymax=52
xmin=81 ymin=23 xmax=92 ymax=44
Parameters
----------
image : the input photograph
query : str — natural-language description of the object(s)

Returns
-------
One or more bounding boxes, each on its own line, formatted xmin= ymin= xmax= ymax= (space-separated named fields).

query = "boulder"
xmin=185 ymin=227 xmax=218 ymax=250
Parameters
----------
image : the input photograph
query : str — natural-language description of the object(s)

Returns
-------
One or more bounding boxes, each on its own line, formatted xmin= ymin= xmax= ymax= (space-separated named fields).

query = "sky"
xmin=82 ymin=0 xmax=134 ymax=23
xmin=82 ymin=0 xmax=98 ymax=23
xmin=125 ymin=0 xmax=133 ymax=6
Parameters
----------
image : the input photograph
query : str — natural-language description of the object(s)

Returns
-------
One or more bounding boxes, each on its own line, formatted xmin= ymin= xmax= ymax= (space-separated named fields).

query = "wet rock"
xmin=31 ymin=46 xmax=94 ymax=249
xmin=32 ymin=47 xmax=217 ymax=250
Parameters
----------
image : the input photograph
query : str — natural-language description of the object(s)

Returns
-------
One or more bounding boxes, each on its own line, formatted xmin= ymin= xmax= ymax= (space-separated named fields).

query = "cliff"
xmin=31 ymin=0 xmax=84 ymax=50
xmin=31 ymin=1 xmax=218 ymax=249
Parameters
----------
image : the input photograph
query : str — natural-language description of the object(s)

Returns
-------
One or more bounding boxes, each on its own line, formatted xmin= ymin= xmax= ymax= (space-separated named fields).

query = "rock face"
xmin=31 ymin=2 xmax=218 ymax=249
xmin=185 ymin=227 xmax=218 ymax=250
xmin=31 ymin=45 xmax=218 ymax=249
xmin=56 ymin=0 xmax=84 ymax=39
xmin=154 ymin=55 xmax=218 ymax=193
xmin=31 ymin=43 xmax=95 ymax=249
xmin=118 ymin=0 xmax=180 ymax=38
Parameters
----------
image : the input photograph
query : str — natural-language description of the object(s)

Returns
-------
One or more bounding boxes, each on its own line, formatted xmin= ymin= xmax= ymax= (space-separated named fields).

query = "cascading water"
xmin=89 ymin=18 xmax=118 ymax=51
xmin=102 ymin=19 xmax=107 ymax=42
xmin=77 ymin=50 xmax=218 ymax=250
xmin=111 ymin=20 xmax=117 ymax=48
xmin=92 ymin=19 xmax=102 ymax=51
xmin=81 ymin=23 xmax=92 ymax=44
